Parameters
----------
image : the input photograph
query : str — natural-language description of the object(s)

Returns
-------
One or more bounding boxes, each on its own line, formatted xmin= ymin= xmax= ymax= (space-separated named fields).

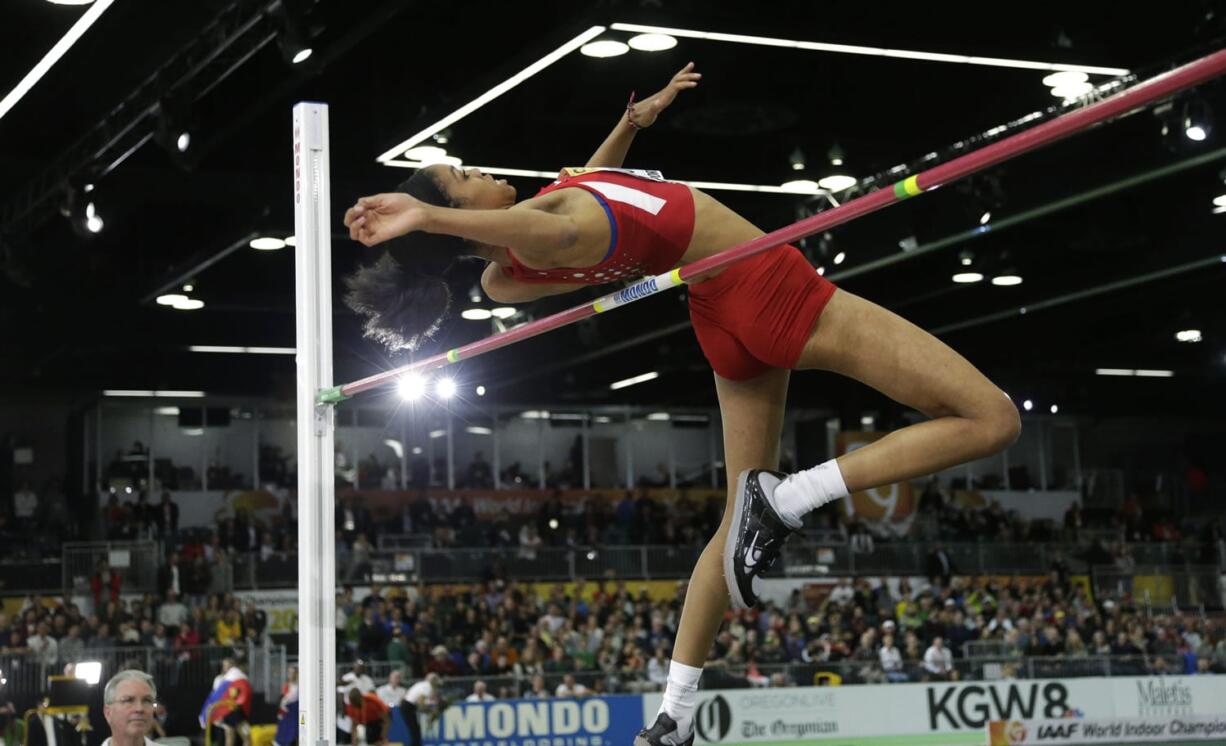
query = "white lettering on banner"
xmin=988 ymin=716 xmax=1226 ymax=744
xmin=581 ymin=181 xmax=667 ymax=215
xmin=441 ymin=702 xmax=610 ymax=741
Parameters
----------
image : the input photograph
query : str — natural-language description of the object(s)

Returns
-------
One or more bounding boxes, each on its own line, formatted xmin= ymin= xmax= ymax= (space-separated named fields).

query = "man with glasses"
xmin=102 ymin=670 xmax=159 ymax=746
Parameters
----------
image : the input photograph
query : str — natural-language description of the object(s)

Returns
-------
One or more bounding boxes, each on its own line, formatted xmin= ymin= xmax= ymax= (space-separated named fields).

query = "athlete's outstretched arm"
xmin=583 ymin=62 xmax=701 ymax=169
xmin=480 ymin=262 xmax=582 ymax=303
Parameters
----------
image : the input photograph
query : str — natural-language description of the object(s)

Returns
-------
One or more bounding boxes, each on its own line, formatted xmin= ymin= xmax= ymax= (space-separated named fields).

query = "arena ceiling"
xmin=1 ymin=0 xmax=1223 ymax=419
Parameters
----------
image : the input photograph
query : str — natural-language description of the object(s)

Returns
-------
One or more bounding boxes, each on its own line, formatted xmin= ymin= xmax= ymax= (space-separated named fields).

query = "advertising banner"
xmin=987 ymin=715 xmax=1226 ymax=744
xmin=422 ymin=695 xmax=644 ymax=746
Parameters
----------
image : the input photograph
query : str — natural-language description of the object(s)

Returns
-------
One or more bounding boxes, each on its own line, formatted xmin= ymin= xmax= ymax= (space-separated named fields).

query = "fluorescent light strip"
xmin=189 ymin=345 xmax=296 ymax=355
xmin=610 ymin=371 xmax=659 ymax=390
xmin=384 ymin=161 xmax=831 ymax=195
xmin=0 ymin=0 xmax=115 ymax=122
xmin=376 ymin=26 xmax=606 ymax=162
xmin=609 ymin=23 xmax=1129 ymax=75
xmin=103 ymin=390 xmax=207 ymax=398
xmin=1093 ymin=368 xmax=1175 ymax=378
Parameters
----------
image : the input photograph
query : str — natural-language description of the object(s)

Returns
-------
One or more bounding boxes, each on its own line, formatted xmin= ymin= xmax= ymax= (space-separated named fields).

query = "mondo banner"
xmin=422 ymin=695 xmax=643 ymax=746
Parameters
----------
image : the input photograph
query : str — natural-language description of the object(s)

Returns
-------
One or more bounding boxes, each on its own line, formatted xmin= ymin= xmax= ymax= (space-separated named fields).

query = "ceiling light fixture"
xmin=610 ymin=371 xmax=659 ymax=390
xmin=461 ymin=308 xmax=493 ymax=321
xmin=491 ymin=307 xmax=517 ymax=319
xmin=156 ymin=294 xmax=188 ymax=306
xmin=1041 ymin=70 xmax=1089 ymax=88
xmin=172 ymin=298 xmax=204 ymax=310
xmin=580 ymin=40 xmax=629 ymax=58
xmin=250 ymin=237 xmax=286 ymax=250
xmin=103 ymin=390 xmax=205 ymax=398
xmin=627 ymin=33 xmax=677 ymax=52
xmin=952 ymin=271 xmax=985 ymax=283
xmin=609 ymin=23 xmax=1129 ymax=75
xmin=436 ymin=377 xmax=457 ymax=399
xmin=991 ymin=273 xmax=1023 ymax=286
xmin=1175 ymin=329 xmax=1202 ymax=343
xmin=398 ymin=374 xmax=427 ymax=401
xmin=817 ymin=175 xmax=857 ymax=192
xmin=1 ymin=0 xmax=114 ymax=122
xmin=188 ymin=346 xmax=296 ymax=355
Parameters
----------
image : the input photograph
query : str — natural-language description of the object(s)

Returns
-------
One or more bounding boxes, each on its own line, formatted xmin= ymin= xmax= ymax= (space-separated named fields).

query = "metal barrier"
xmin=1093 ymin=565 xmax=1225 ymax=613
xmin=61 ymin=541 xmax=162 ymax=598
xmin=217 ymin=542 xmax=1223 ymax=595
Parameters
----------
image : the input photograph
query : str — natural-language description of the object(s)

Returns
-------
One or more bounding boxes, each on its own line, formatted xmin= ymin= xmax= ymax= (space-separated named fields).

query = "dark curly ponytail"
xmin=343 ymin=170 xmax=470 ymax=350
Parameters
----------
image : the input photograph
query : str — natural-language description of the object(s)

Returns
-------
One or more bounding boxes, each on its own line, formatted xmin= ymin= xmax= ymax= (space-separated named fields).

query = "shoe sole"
xmin=722 ymin=469 xmax=751 ymax=610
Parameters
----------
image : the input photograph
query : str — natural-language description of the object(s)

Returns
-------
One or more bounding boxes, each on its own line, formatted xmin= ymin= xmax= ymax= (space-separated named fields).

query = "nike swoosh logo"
xmin=742 ymin=531 xmax=762 ymax=570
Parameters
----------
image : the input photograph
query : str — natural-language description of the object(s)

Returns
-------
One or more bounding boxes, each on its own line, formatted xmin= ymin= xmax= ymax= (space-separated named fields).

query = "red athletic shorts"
xmin=687 ymin=244 xmax=837 ymax=380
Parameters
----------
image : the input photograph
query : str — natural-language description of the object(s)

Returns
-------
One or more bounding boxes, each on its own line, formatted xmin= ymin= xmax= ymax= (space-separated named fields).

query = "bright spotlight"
xmin=1022 ymin=399 xmax=1034 ymax=411
xmin=475 ymin=385 xmax=486 ymax=397
xmin=436 ymin=377 xmax=457 ymax=399
xmin=398 ymin=374 xmax=427 ymax=401
xmin=1050 ymin=404 xmax=1059 ymax=414
xmin=176 ymin=132 xmax=191 ymax=152
xmin=548 ymin=518 xmax=559 ymax=530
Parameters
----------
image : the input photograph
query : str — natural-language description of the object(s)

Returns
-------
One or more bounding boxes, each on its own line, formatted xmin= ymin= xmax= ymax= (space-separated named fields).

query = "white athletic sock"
xmin=772 ymin=459 xmax=849 ymax=528
xmin=659 ymin=660 xmax=702 ymax=734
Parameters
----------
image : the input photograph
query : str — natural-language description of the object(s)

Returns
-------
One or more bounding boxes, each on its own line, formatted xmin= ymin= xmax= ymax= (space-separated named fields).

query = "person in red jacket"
xmin=91 ymin=559 xmax=122 ymax=608
xmin=345 ymin=688 xmax=390 ymax=745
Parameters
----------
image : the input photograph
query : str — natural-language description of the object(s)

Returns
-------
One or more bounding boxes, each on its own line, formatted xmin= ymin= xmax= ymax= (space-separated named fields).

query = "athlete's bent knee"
xmin=979 ymin=394 xmax=1021 ymax=455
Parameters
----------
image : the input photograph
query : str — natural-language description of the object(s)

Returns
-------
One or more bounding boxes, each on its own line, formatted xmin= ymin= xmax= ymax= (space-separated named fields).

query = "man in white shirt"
xmin=828 ymin=579 xmax=854 ymax=606
xmin=923 ymin=636 xmax=954 ymax=681
xmin=376 ymin=669 xmax=407 ymax=708
xmin=27 ymin=622 xmax=58 ymax=669
xmin=464 ymin=681 xmax=495 ymax=702
xmin=101 ymin=670 xmax=160 ymax=746
xmin=403 ymin=674 xmax=441 ymax=746
xmin=646 ymin=650 xmax=669 ymax=690
xmin=879 ymin=633 xmax=907 ymax=683
xmin=340 ymin=660 xmax=376 ymax=695
xmin=157 ymin=591 xmax=190 ymax=633
xmin=554 ymin=673 xmax=589 ymax=698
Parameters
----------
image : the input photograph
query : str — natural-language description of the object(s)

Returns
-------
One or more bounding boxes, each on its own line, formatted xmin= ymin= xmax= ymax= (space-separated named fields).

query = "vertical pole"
xmin=95 ymin=406 xmax=102 ymax=499
xmin=148 ymin=405 xmax=155 ymax=494
xmin=446 ymin=409 xmax=455 ymax=490
xmin=1038 ymin=421 xmax=1049 ymax=491
xmin=493 ymin=407 xmax=502 ymax=490
xmin=1072 ymin=424 xmax=1083 ymax=491
xmin=399 ymin=417 xmax=408 ymax=490
xmin=624 ymin=406 xmax=634 ymax=489
xmin=254 ymin=412 xmax=261 ymax=490
xmin=582 ymin=415 xmax=591 ymax=490
xmin=293 ymin=101 xmax=336 ymax=746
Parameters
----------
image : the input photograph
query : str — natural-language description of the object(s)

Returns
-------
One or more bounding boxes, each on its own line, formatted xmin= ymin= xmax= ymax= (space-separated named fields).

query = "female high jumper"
xmin=342 ymin=63 xmax=1019 ymax=746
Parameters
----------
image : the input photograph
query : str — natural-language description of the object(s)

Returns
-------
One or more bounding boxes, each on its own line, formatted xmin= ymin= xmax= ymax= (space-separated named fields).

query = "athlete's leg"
xmin=637 ymin=367 xmax=788 ymax=746
xmin=793 ymin=289 xmax=1019 ymax=492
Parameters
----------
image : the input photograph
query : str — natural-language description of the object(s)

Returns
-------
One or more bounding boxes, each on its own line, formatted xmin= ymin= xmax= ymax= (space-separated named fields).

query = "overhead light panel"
xmin=646 ymin=412 xmax=670 ymax=421
xmin=627 ymin=33 xmax=677 ymax=52
xmin=157 ymin=294 xmax=188 ymax=306
xmin=1175 ymin=329 xmax=1202 ymax=343
xmin=952 ymin=272 xmax=985 ymax=283
xmin=429 ymin=429 xmax=447 ymax=439
xmin=1041 ymin=70 xmax=1088 ymax=88
xmin=461 ymin=308 xmax=493 ymax=321
xmin=817 ymin=175 xmax=857 ymax=191
xmin=250 ymin=237 xmax=286 ymax=251
xmin=103 ymin=390 xmax=205 ymax=398
xmin=780 ymin=179 xmax=820 ymax=194
xmin=189 ymin=346 xmax=296 ymax=355
xmin=609 ymin=23 xmax=1129 ymax=75
xmin=581 ymin=40 xmax=629 ymax=58
xmin=0 ymin=0 xmax=114 ymax=122
xmin=491 ymin=307 xmax=517 ymax=319
xmin=1094 ymin=368 xmax=1174 ymax=377
xmin=475 ymin=385 xmax=486 ymax=397
xmin=609 ymin=371 xmax=659 ymax=390
xmin=466 ymin=426 xmax=492 ymax=436
xmin=1050 ymin=404 xmax=1059 ymax=414
xmin=991 ymin=273 xmax=1023 ymax=286
xmin=172 ymin=298 xmax=204 ymax=310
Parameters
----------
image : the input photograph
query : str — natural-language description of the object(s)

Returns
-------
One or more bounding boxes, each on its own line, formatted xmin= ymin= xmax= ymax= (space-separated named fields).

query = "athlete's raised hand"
xmin=627 ymin=62 xmax=701 ymax=129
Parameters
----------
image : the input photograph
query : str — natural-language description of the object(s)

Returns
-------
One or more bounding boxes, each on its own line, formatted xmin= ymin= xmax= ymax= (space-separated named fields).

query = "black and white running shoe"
xmin=723 ymin=469 xmax=799 ymax=609
xmin=634 ymin=712 xmax=693 ymax=746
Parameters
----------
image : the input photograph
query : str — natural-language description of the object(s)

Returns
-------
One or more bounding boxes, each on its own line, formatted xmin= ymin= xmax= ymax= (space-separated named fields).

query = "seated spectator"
xmin=555 ymin=673 xmax=589 ymax=698
xmin=923 ymin=636 xmax=955 ymax=682
xmin=880 ymin=633 xmax=907 ymax=683
xmin=465 ymin=681 xmax=495 ymax=702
